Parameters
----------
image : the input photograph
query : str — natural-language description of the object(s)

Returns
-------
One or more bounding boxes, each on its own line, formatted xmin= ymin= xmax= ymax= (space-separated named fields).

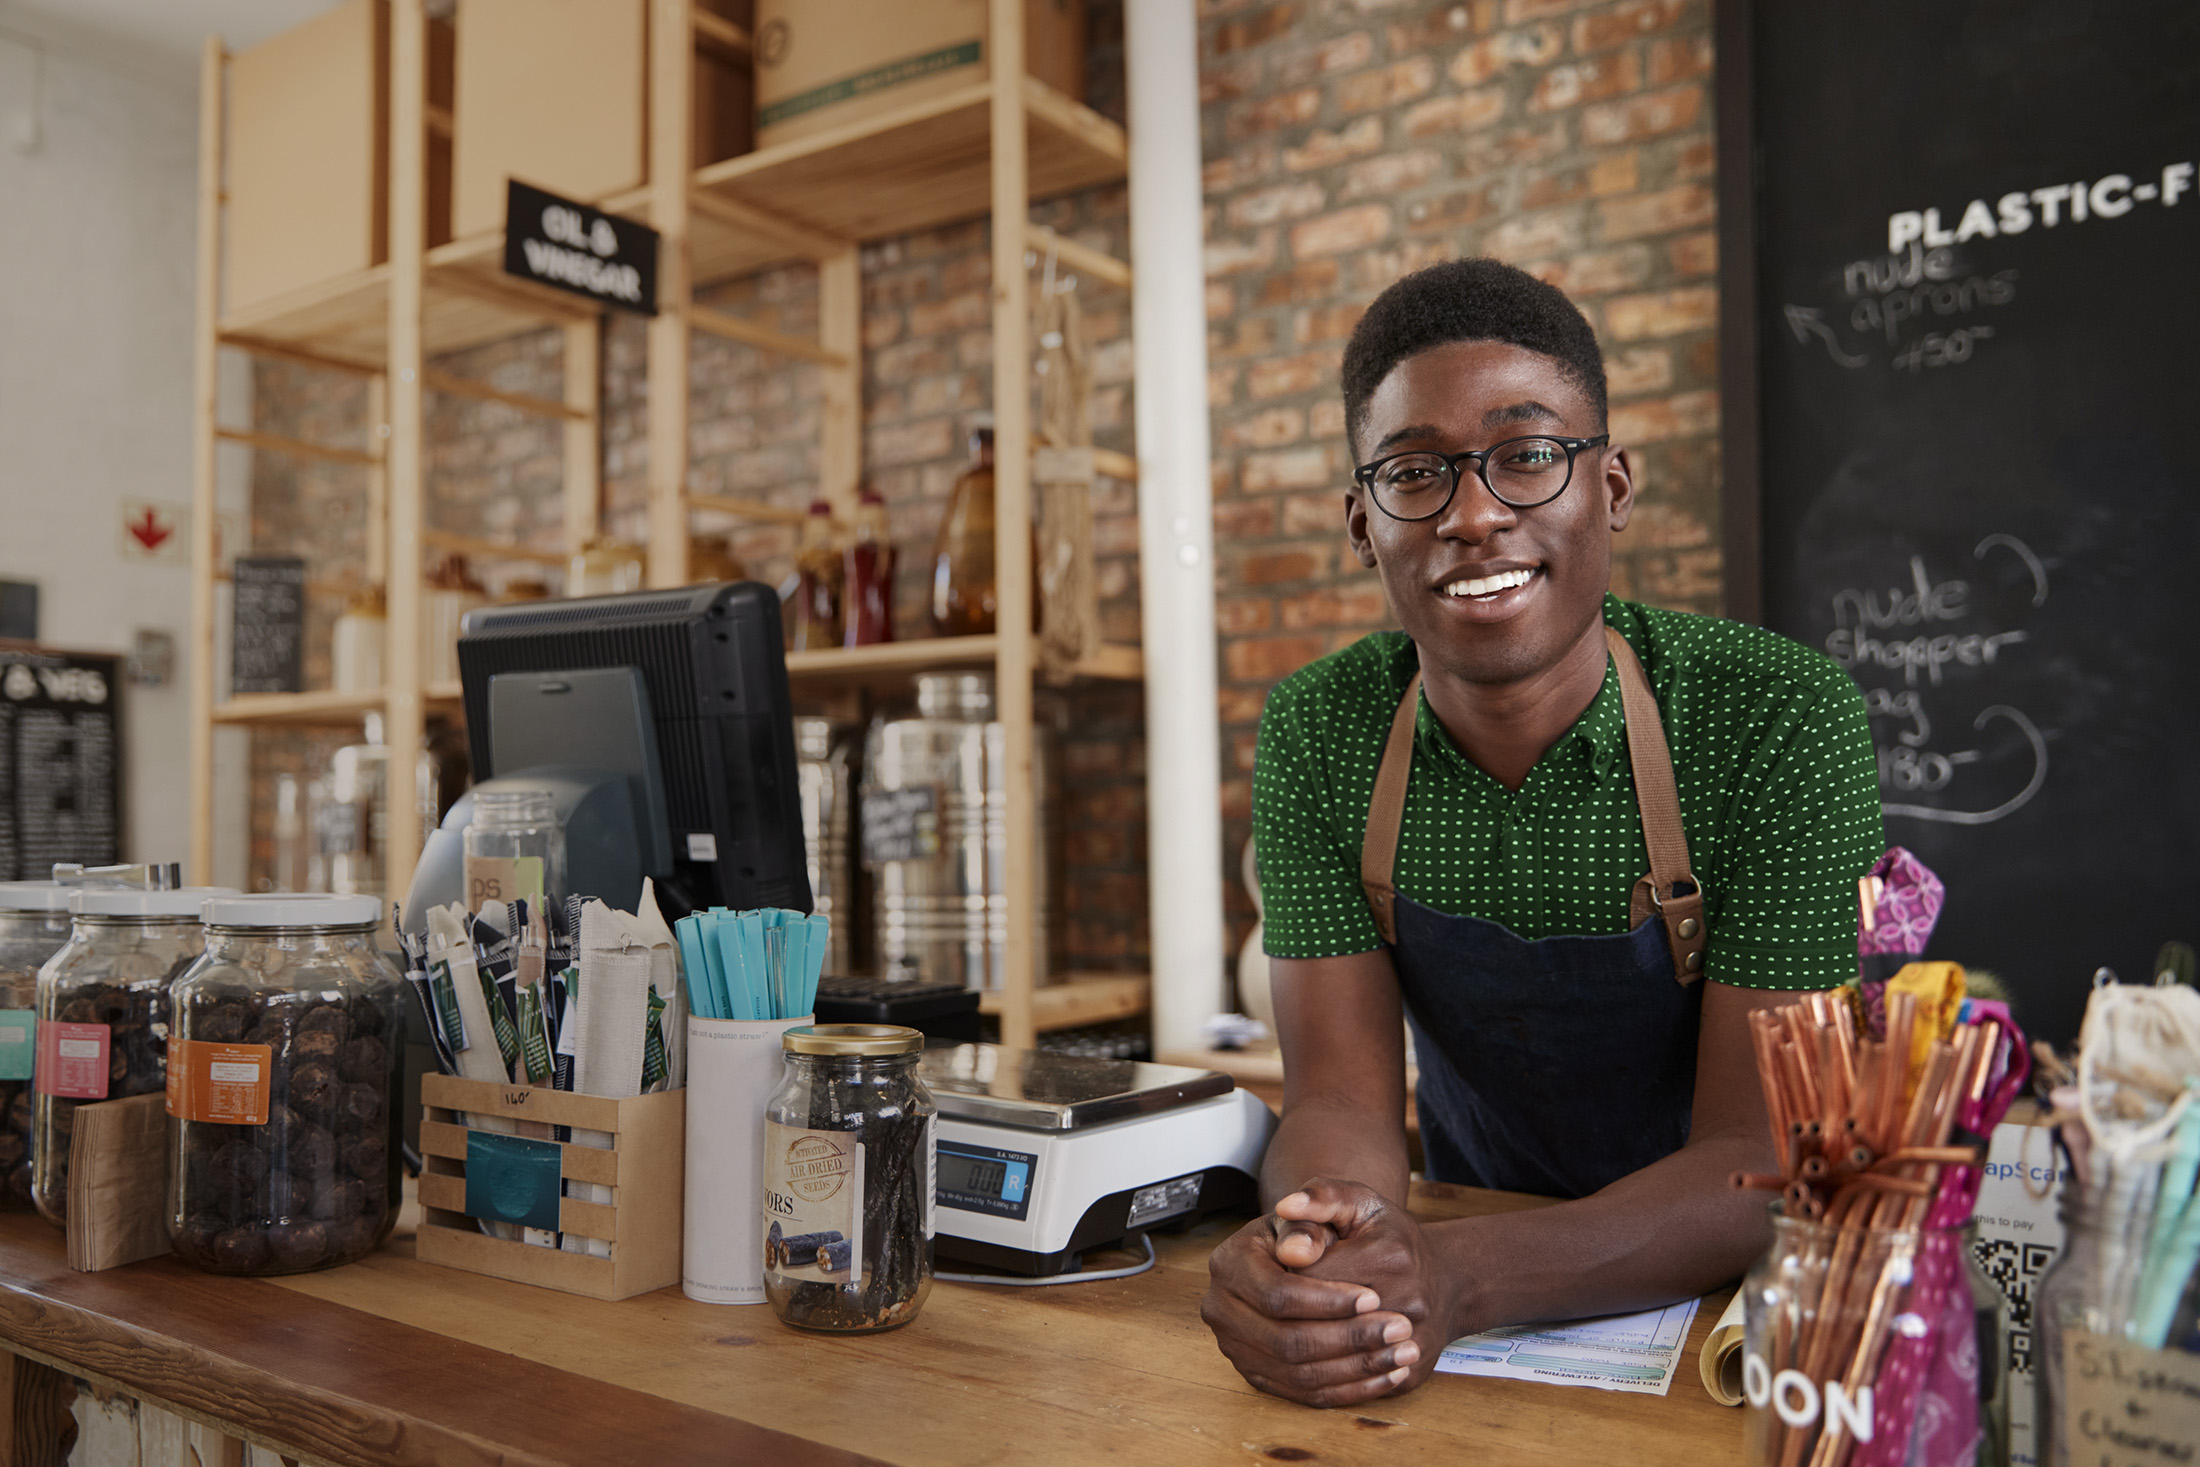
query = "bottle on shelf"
xmin=331 ymin=585 xmax=386 ymax=693
xmin=843 ymin=489 xmax=895 ymax=646
xmin=788 ymin=500 xmax=844 ymax=650
xmin=568 ymin=536 xmax=646 ymax=597
xmin=931 ymin=419 xmax=1040 ymax=638
xmin=690 ymin=534 xmax=750 ymax=587
xmin=421 ymin=554 xmax=487 ymax=686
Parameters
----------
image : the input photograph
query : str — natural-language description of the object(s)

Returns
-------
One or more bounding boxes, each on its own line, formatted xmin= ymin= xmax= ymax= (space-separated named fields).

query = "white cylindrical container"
xmin=682 ymin=1013 xmax=812 ymax=1304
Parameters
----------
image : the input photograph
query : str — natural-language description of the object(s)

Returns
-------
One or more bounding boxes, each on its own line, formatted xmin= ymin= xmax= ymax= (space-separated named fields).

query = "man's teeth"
xmin=1444 ymin=569 xmax=1536 ymax=598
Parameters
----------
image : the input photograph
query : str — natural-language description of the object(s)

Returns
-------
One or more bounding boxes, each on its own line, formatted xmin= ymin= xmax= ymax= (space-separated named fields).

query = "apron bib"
xmin=1358 ymin=626 xmax=1710 ymax=1199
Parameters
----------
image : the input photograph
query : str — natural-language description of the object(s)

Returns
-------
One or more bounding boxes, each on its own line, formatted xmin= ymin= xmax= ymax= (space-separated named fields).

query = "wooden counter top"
xmin=0 ymin=1185 xmax=1742 ymax=1466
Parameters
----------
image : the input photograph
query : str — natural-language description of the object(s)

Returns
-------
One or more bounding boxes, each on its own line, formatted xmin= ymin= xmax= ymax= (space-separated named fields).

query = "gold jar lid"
xmin=781 ymin=1023 xmax=923 ymax=1057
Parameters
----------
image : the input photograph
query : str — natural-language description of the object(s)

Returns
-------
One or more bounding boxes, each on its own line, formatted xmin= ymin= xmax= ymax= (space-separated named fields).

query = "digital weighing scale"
xmin=921 ymin=1044 xmax=1277 ymax=1276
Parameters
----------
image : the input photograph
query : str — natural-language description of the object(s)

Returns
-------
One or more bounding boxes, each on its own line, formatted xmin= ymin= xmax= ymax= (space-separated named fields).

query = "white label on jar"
xmin=56 ymin=1038 xmax=101 ymax=1059
xmin=208 ymin=1061 xmax=259 ymax=1084
xmin=762 ymin=1121 xmax=864 ymax=1288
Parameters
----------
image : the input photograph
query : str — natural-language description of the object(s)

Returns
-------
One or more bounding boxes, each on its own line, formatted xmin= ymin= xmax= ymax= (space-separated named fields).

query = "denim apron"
xmin=1359 ymin=627 xmax=1710 ymax=1200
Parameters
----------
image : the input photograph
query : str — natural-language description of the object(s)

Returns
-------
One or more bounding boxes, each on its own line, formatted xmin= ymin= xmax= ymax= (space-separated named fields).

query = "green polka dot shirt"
xmin=1253 ymin=596 xmax=1886 ymax=990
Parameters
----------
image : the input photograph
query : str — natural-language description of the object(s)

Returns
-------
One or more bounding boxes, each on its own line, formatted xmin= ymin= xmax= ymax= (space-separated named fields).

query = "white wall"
xmin=0 ymin=6 xmax=249 ymax=879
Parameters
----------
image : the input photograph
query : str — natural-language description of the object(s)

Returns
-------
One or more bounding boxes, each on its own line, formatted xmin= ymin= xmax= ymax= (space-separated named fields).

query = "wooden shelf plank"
xmin=782 ymin=637 xmax=1142 ymax=689
xmin=211 ymin=688 xmax=384 ymax=726
xmin=978 ymin=972 xmax=1149 ymax=1032
xmin=690 ymin=79 xmax=1125 ymax=265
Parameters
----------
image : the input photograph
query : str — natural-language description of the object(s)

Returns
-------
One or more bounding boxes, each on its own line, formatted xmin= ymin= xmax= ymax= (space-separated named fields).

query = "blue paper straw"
xmin=803 ymin=913 xmax=830 ymax=1016
xmin=674 ymin=915 xmax=716 ymax=1019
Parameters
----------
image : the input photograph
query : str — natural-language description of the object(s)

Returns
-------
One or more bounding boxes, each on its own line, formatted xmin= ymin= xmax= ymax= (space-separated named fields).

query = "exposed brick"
xmin=1608 ymin=388 xmax=1718 ymax=443
xmin=1527 ymin=52 xmax=1641 ymax=112
xmin=1388 ymin=4 xmax=1492 ymax=55
xmin=1597 ymin=183 xmax=1717 ymax=240
xmin=1580 ymin=84 xmax=1704 ymax=146
xmin=1218 ymin=686 xmax=1270 ymax=726
xmin=1340 ymin=151 xmax=1441 ymax=198
xmin=1212 ymin=2 xmax=1302 ymax=54
xmin=1604 ymin=284 xmax=1718 ymax=338
xmin=1335 ymin=57 xmax=1436 ymax=114
xmin=1246 ymin=350 xmax=1332 ymax=398
xmin=1240 ymin=547 xmax=1328 ymax=584
xmin=1454 ymin=119 xmax=1570 ymax=173
xmin=1283 ymin=116 xmax=1385 ymax=171
xmin=1205 ymin=230 xmax=1279 ymax=276
xmin=1480 ymin=208 xmax=1586 ymax=261
xmin=1447 ymin=24 xmax=1563 ymax=86
xmin=1296 ymin=302 xmax=1367 ymax=343
xmin=1589 ymin=149 xmax=1641 ymax=196
xmin=1228 ymin=87 xmax=1321 ymax=140
xmin=1605 ymin=344 xmax=1675 ymax=397
xmin=1202 ymin=54 xmax=1265 ymax=105
xmin=1227 ymin=407 xmax=1307 ymax=447
xmin=1278 ymin=583 xmax=1391 ymax=628
xmin=1242 ymin=445 xmax=1337 ymax=492
xmin=1648 ymin=34 xmax=1714 ymax=84
xmin=1401 ymin=88 xmax=1507 ymax=138
xmin=1572 ymin=0 xmax=1687 ymax=53
xmin=1210 ymin=316 xmax=1280 ymax=360
xmin=1226 ymin=634 xmax=1330 ymax=682
xmin=1290 ymin=204 xmax=1393 ymax=258
xmin=1668 ymin=228 xmax=1718 ymax=278
xmin=1518 ymin=165 xmax=1588 ymax=211
xmin=1282 ymin=490 xmax=1348 ymax=535
xmin=1314 ymin=31 xmax=1376 ymax=72
xmin=1217 ymin=596 xmax=1277 ymax=633
xmin=1257 ymin=259 xmax=1342 ymax=304
xmin=1310 ymin=398 xmax=1348 ymax=439
xmin=1676 ymin=136 xmax=1717 ymax=179
xmin=1407 ymin=184 xmax=1502 ymax=233
xmin=1214 ymin=497 xmax=1282 ymax=539
xmin=1207 ymin=280 xmax=1236 ymax=318
xmin=1227 ymin=181 xmax=1330 ymax=227
xmin=1525 ymin=241 xmax=1652 ymax=296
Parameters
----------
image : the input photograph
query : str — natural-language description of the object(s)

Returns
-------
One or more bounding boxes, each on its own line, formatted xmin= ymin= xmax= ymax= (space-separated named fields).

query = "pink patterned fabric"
xmin=1859 ymin=847 xmax=1945 ymax=957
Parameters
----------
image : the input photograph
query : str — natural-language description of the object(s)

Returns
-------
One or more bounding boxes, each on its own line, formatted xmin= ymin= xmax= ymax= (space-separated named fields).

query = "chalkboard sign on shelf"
xmin=1722 ymin=1 xmax=2200 ymax=1044
xmin=861 ymin=787 xmax=940 ymax=867
xmin=0 ymin=649 xmax=120 ymax=882
xmin=230 ymin=556 xmax=305 ymax=696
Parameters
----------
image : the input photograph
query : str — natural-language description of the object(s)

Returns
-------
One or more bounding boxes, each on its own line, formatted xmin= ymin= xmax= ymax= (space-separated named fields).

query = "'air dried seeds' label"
xmin=166 ymin=1040 xmax=273 ymax=1125
xmin=36 ymin=1021 xmax=109 ymax=1099
xmin=763 ymin=1122 xmax=864 ymax=1287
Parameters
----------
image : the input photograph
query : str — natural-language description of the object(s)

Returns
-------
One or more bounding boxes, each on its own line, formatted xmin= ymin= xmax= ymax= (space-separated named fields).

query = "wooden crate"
xmin=452 ymin=0 xmax=754 ymax=240
xmin=416 ymin=1074 xmax=684 ymax=1301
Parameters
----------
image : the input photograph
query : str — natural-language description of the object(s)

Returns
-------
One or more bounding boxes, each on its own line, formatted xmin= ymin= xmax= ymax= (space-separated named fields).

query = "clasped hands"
xmin=1200 ymin=1178 xmax=1464 ymax=1408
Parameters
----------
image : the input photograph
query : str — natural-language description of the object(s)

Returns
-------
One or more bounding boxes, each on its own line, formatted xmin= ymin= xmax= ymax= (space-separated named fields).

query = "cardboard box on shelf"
xmin=754 ymin=0 xmax=1084 ymax=152
xmin=452 ymin=0 xmax=754 ymax=240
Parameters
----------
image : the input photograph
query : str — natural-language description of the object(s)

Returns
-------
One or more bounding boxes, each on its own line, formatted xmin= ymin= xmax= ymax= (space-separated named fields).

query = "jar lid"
xmin=781 ymin=1024 xmax=924 ymax=1057
xmin=70 ymin=886 xmax=238 ymax=918
xmin=0 ymin=882 xmax=70 ymax=913
xmin=201 ymin=893 xmax=382 ymax=928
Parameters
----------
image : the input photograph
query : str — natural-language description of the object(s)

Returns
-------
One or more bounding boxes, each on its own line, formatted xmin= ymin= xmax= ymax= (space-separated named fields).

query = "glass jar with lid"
xmin=0 ymin=883 xmax=72 ymax=1210
xmin=167 ymin=894 xmax=405 ymax=1276
xmin=463 ymin=787 xmax=565 ymax=913
xmin=763 ymin=1024 xmax=936 ymax=1333
xmin=32 ymin=885 xmax=236 ymax=1227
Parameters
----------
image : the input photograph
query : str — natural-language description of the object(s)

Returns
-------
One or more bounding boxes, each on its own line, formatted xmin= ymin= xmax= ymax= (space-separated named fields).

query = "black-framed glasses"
xmin=1352 ymin=434 xmax=1610 ymax=520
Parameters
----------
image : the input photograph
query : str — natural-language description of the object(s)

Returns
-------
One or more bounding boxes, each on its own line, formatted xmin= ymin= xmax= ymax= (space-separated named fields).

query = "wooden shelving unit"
xmin=189 ymin=0 xmax=1152 ymax=1047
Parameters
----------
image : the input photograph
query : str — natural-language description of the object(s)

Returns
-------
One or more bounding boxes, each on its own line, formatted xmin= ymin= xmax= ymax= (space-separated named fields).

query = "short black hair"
xmin=1340 ymin=258 xmax=1608 ymax=459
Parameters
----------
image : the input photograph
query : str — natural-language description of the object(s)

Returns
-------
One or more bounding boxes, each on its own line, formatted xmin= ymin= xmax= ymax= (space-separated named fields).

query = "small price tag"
xmin=35 ymin=1021 xmax=108 ymax=1100
xmin=0 ymin=1010 xmax=34 ymax=1082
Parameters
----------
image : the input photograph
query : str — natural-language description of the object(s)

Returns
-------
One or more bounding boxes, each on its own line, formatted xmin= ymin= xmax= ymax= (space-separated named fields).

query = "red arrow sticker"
xmin=128 ymin=507 xmax=173 ymax=551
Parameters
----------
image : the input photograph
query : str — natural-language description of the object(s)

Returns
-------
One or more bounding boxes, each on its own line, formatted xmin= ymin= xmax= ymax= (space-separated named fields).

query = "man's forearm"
xmin=1260 ymin=1098 xmax=1412 ymax=1211
xmin=1429 ymin=1130 xmax=1774 ymax=1335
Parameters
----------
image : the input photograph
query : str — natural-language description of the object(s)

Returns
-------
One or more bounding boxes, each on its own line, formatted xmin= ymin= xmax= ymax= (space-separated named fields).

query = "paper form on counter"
xmin=1436 ymin=1296 xmax=1699 ymax=1395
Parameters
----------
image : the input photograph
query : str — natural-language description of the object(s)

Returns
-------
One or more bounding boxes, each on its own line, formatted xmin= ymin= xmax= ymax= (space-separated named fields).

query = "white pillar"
xmin=1127 ymin=0 xmax=1224 ymax=1056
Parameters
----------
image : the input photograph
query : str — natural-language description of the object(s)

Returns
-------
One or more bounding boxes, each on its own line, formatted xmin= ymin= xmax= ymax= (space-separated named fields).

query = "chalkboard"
xmin=231 ymin=556 xmax=305 ymax=695
xmin=0 ymin=649 xmax=120 ymax=881
xmin=861 ymin=786 xmax=940 ymax=867
xmin=1724 ymin=1 xmax=2200 ymax=1043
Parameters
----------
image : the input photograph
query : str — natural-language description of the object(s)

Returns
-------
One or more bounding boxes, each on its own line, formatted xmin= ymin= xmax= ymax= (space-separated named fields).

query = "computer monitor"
xmin=401 ymin=581 xmax=811 ymax=924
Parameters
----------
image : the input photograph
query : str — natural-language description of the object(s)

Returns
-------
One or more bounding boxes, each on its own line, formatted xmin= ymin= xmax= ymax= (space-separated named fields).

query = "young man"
xmin=1200 ymin=259 xmax=1883 ymax=1407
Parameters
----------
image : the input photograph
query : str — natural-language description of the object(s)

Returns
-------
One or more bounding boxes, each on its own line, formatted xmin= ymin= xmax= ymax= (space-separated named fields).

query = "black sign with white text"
xmin=502 ymin=180 xmax=658 ymax=315
xmin=0 ymin=649 xmax=119 ymax=881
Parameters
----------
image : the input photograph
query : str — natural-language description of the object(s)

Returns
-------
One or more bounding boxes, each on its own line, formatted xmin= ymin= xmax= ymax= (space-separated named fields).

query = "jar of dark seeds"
xmin=167 ymin=894 xmax=404 ymax=1276
xmin=764 ymin=1024 xmax=936 ymax=1333
xmin=0 ymin=883 xmax=73 ymax=1211
xmin=32 ymin=885 xmax=236 ymax=1228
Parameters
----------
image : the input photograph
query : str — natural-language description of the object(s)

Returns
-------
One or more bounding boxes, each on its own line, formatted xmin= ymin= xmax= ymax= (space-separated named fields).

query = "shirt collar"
xmin=1407 ymin=635 xmax=1632 ymax=783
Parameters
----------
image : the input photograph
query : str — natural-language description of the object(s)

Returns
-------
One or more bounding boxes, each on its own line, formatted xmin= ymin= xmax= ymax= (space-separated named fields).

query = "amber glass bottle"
xmin=930 ymin=428 xmax=1041 ymax=636
xmin=843 ymin=489 xmax=895 ymax=646
xmin=789 ymin=500 xmax=844 ymax=650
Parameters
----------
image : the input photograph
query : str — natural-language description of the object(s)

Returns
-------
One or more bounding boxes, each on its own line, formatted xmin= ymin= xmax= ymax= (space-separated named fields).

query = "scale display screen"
xmin=937 ymin=1140 xmax=1036 ymax=1221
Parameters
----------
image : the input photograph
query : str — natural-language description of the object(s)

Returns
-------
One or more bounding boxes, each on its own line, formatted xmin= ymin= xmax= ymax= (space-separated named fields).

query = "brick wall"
xmin=245 ymin=0 xmax=1725 ymax=997
xmin=1200 ymin=0 xmax=1722 ymax=966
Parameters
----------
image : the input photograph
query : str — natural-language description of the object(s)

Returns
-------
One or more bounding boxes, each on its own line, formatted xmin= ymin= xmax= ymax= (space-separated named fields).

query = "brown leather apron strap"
xmin=1358 ymin=668 xmax=1423 ymax=946
xmin=1355 ymin=628 xmax=1708 ymax=983
xmin=1605 ymin=626 xmax=1707 ymax=984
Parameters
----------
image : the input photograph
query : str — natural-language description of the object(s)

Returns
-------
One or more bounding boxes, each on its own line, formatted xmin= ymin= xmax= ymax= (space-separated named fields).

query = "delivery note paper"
xmin=1437 ymin=1297 xmax=1700 ymax=1395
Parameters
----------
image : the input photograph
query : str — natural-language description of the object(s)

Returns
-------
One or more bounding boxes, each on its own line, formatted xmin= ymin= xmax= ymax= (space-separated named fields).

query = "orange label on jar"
xmin=166 ymin=1040 xmax=273 ymax=1125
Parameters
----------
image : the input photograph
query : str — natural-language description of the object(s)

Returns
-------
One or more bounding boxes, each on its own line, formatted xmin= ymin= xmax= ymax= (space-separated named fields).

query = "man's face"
xmin=1346 ymin=339 xmax=1633 ymax=686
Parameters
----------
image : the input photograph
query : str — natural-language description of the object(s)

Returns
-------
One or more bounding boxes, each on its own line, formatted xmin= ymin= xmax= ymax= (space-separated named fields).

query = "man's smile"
xmin=1431 ymin=563 xmax=1544 ymax=622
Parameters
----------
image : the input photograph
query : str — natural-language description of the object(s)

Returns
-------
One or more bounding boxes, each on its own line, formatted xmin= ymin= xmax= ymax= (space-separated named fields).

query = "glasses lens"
xmin=1482 ymin=438 xmax=1574 ymax=507
xmin=1370 ymin=453 xmax=1454 ymax=518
